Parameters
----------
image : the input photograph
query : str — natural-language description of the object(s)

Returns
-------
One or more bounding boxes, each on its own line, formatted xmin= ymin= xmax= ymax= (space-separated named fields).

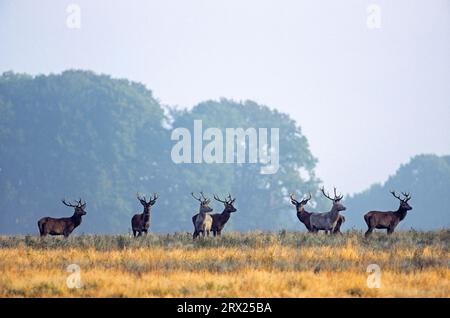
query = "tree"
xmin=346 ymin=154 xmax=450 ymax=230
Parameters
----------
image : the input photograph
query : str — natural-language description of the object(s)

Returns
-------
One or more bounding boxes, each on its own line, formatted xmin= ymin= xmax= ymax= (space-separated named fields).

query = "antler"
xmin=402 ymin=192 xmax=411 ymax=202
xmin=62 ymin=199 xmax=78 ymax=207
xmin=152 ymin=193 xmax=159 ymax=201
xmin=390 ymin=190 xmax=403 ymax=201
xmin=191 ymin=192 xmax=202 ymax=202
xmin=321 ymin=187 xmax=334 ymax=201
xmin=333 ymin=188 xmax=343 ymax=201
xmin=136 ymin=192 xmax=147 ymax=202
xmin=78 ymin=198 xmax=86 ymax=207
xmin=200 ymin=191 xmax=211 ymax=203
xmin=290 ymin=193 xmax=299 ymax=204
xmin=214 ymin=194 xmax=227 ymax=203
xmin=303 ymin=192 xmax=312 ymax=202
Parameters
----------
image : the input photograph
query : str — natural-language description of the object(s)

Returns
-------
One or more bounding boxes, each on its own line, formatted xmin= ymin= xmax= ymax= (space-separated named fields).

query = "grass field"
xmin=0 ymin=230 xmax=448 ymax=297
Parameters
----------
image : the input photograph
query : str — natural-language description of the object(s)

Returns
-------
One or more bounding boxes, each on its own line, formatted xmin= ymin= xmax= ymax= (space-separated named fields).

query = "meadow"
xmin=0 ymin=230 xmax=448 ymax=297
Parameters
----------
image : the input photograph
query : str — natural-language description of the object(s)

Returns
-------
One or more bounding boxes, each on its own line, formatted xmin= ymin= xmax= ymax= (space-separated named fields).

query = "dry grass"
xmin=0 ymin=230 xmax=448 ymax=297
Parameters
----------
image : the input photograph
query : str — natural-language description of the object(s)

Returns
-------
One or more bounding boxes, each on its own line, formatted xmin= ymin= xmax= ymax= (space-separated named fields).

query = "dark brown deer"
xmin=131 ymin=192 xmax=158 ymax=237
xmin=209 ymin=194 xmax=237 ymax=236
xmin=364 ymin=191 xmax=412 ymax=237
xmin=290 ymin=192 xmax=345 ymax=233
xmin=191 ymin=192 xmax=213 ymax=239
xmin=37 ymin=199 xmax=87 ymax=237
xmin=290 ymin=193 xmax=315 ymax=232
xmin=309 ymin=187 xmax=347 ymax=234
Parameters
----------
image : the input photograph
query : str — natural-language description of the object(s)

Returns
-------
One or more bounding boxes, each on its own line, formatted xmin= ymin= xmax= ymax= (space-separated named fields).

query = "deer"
xmin=131 ymin=192 xmax=158 ymax=237
xmin=289 ymin=193 xmax=315 ymax=232
xmin=290 ymin=192 xmax=346 ymax=233
xmin=364 ymin=191 xmax=412 ymax=237
xmin=37 ymin=199 xmax=87 ymax=237
xmin=309 ymin=187 xmax=347 ymax=234
xmin=191 ymin=192 xmax=213 ymax=239
xmin=209 ymin=194 xmax=237 ymax=236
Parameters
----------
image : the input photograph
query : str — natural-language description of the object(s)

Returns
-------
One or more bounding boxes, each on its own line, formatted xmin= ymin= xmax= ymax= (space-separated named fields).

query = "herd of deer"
xmin=37 ymin=187 xmax=413 ymax=239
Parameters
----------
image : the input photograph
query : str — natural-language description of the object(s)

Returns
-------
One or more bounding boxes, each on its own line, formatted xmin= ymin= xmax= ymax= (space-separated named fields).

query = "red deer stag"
xmin=210 ymin=194 xmax=237 ymax=236
xmin=364 ymin=191 xmax=412 ymax=237
xmin=191 ymin=192 xmax=213 ymax=239
xmin=131 ymin=192 xmax=158 ymax=237
xmin=37 ymin=199 xmax=87 ymax=237
xmin=309 ymin=187 xmax=347 ymax=234
xmin=290 ymin=192 xmax=345 ymax=234
xmin=289 ymin=193 xmax=315 ymax=232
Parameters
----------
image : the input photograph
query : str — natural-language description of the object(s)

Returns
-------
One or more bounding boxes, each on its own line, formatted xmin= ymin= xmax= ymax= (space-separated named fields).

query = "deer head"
xmin=290 ymin=192 xmax=312 ymax=213
xmin=390 ymin=190 xmax=412 ymax=211
xmin=192 ymin=192 xmax=213 ymax=213
xmin=214 ymin=194 xmax=237 ymax=213
xmin=321 ymin=187 xmax=346 ymax=212
xmin=137 ymin=193 xmax=158 ymax=212
xmin=62 ymin=198 xmax=87 ymax=216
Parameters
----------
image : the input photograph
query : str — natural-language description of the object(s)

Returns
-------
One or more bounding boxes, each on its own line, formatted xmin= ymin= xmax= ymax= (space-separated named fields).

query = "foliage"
xmin=0 ymin=71 xmax=317 ymax=234
xmin=346 ymin=154 xmax=450 ymax=230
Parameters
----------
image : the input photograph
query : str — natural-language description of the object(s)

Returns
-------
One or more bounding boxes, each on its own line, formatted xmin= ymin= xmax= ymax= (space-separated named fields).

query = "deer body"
xmin=210 ymin=194 xmax=237 ymax=236
xmin=310 ymin=208 xmax=341 ymax=232
xmin=333 ymin=215 xmax=345 ymax=234
xmin=364 ymin=191 xmax=412 ymax=237
xmin=38 ymin=199 xmax=87 ymax=237
xmin=211 ymin=213 xmax=231 ymax=236
xmin=290 ymin=193 xmax=315 ymax=232
xmin=131 ymin=193 xmax=158 ymax=237
xmin=131 ymin=212 xmax=150 ymax=236
xmin=191 ymin=192 xmax=213 ymax=239
xmin=194 ymin=211 xmax=213 ymax=238
xmin=309 ymin=187 xmax=347 ymax=233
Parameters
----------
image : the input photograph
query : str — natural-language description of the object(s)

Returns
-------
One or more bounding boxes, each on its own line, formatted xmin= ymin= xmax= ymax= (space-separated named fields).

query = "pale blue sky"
xmin=1 ymin=0 xmax=449 ymax=194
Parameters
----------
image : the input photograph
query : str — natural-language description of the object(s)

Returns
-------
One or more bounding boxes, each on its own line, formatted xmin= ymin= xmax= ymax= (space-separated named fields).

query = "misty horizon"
xmin=1 ymin=0 xmax=449 ymax=194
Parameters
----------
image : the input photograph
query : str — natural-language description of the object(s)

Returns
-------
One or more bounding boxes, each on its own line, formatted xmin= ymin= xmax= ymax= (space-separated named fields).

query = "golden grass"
xmin=0 ymin=231 xmax=448 ymax=297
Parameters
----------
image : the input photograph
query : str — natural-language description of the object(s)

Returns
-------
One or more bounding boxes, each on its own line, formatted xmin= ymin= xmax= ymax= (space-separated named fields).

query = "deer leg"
xmin=132 ymin=230 xmax=137 ymax=237
xmin=387 ymin=228 xmax=394 ymax=235
xmin=365 ymin=228 xmax=373 ymax=238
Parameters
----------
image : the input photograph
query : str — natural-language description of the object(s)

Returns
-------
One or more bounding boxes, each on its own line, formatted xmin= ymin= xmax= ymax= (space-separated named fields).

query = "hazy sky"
xmin=1 ymin=0 xmax=449 ymax=194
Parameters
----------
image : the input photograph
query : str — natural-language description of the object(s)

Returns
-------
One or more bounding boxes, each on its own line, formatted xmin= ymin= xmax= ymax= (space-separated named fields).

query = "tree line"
xmin=0 ymin=70 xmax=448 ymax=234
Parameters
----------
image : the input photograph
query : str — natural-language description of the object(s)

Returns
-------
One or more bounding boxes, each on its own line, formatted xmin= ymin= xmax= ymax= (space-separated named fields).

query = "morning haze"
xmin=0 ymin=0 xmax=449 ymax=195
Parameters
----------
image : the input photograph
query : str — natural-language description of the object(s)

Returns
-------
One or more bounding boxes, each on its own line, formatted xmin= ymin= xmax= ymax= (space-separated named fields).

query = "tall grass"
xmin=0 ymin=230 xmax=448 ymax=297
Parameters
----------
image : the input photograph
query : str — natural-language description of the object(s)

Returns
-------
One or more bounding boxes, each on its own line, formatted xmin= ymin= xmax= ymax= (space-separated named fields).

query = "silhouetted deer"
xmin=290 ymin=193 xmax=315 ymax=232
xmin=290 ymin=192 xmax=345 ymax=233
xmin=191 ymin=192 xmax=213 ymax=239
xmin=309 ymin=187 xmax=346 ymax=234
xmin=210 ymin=194 xmax=237 ymax=236
xmin=131 ymin=193 xmax=158 ymax=237
xmin=364 ymin=191 xmax=412 ymax=237
xmin=37 ymin=199 xmax=87 ymax=237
